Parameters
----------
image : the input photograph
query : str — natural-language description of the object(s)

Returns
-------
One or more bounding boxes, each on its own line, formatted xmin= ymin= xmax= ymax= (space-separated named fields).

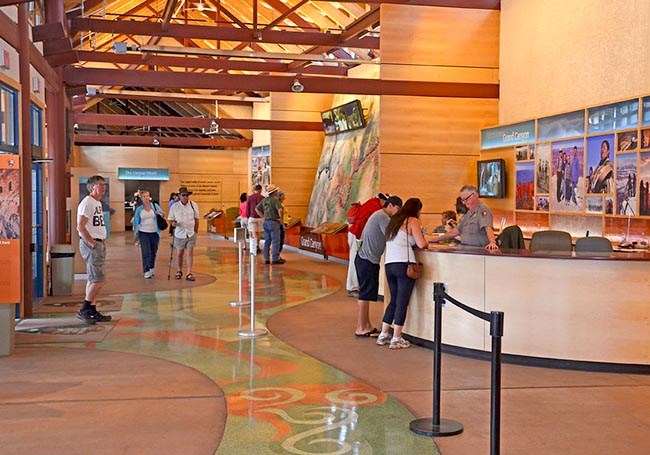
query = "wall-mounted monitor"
xmin=321 ymin=100 xmax=366 ymax=135
xmin=477 ymin=158 xmax=506 ymax=198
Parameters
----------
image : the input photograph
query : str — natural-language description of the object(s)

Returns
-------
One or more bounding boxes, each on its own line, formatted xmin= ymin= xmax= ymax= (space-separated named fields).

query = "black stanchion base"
xmin=409 ymin=418 xmax=464 ymax=437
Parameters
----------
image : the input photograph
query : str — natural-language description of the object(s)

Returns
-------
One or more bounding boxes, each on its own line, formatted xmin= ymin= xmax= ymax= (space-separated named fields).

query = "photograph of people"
xmin=586 ymin=135 xmax=614 ymax=193
xmin=550 ymin=139 xmax=584 ymax=212
xmin=615 ymin=153 xmax=637 ymax=215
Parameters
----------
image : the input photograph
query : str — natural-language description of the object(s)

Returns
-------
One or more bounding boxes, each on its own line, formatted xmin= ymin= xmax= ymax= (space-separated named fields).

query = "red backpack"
xmin=348 ymin=197 xmax=383 ymax=238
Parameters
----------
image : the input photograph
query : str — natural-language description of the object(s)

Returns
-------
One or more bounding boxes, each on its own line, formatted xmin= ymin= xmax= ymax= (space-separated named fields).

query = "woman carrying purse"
xmin=376 ymin=198 xmax=428 ymax=349
xmin=133 ymin=189 xmax=165 ymax=279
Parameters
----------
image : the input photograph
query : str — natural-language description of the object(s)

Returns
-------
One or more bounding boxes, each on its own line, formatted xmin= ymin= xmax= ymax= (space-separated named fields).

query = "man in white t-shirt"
xmin=76 ymin=175 xmax=112 ymax=324
xmin=168 ymin=186 xmax=200 ymax=281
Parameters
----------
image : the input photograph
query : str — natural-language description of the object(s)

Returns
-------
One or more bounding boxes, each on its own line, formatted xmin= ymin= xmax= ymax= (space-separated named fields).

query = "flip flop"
xmin=355 ymin=328 xmax=380 ymax=338
xmin=186 ymin=273 xmax=196 ymax=281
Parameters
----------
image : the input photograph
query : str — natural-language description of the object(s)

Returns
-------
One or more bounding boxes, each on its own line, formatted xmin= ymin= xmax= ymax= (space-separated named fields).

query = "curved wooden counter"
xmin=403 ymin=245 xmax=650 ymax=368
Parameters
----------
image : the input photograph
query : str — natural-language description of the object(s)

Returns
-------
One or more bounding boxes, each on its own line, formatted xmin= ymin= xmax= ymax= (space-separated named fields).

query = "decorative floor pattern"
xmin=23 ymin=235 xmax=438 ymax=455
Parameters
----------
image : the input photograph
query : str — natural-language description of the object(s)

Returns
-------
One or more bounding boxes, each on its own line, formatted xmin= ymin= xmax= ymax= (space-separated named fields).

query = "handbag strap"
xmin=405 ymin=218 xmax=412 ymax=263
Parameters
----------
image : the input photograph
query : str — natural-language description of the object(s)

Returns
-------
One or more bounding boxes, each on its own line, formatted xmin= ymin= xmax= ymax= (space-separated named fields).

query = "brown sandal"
xmin=186 ymin=273 xmax=195 ymax=281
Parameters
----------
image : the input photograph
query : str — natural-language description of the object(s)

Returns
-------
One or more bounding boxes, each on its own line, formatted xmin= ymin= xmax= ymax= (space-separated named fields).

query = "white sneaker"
xmin=149 ymin=269 xmax=156 ymax=277
xmin=144 ymin=270 xmax=153 ymax=279
xmin=389 ymin=337 xmax=411 ymax=350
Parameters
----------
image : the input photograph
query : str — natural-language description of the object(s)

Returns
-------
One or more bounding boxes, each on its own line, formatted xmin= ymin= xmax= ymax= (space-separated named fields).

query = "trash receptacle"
xmin=51 ymin=244 xmax=75 ymax=296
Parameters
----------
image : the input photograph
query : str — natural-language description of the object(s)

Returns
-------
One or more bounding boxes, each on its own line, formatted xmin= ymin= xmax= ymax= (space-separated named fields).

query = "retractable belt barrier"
xmin=410 ymin=282 xmax=504 ymax=455
xmin=229 ymin=228 xmax=250 ymax=308
xmin=238 ymin=233 xmax=268 ymax=338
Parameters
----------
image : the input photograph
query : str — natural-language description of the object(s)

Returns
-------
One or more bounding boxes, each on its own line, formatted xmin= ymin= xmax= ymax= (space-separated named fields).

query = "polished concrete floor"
xmin=1 ymin=233 xmax=649 ymax=455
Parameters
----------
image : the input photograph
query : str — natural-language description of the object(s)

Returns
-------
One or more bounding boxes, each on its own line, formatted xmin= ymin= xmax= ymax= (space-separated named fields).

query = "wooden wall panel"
xmin=270 ymin=131 xmax=324 ymax=169
xmin=379 ymin=4 xmax=500 ymax=228
xmin=381 ymin=4 xmax=500 ymax=68
xmin=381 ymin=97 xmax=498 ymax=155
xmin=382 ymin=64 xmax=499 ymax=84
xmin=78 ymin=146 xmax=248 ymax=232
xmin=270 ymin=167 xmax=317 ymax=207
xmin=271 ymin=92 xmax=333 ymax=113
xmin=381 ymin=153 xmax=476 ymax=230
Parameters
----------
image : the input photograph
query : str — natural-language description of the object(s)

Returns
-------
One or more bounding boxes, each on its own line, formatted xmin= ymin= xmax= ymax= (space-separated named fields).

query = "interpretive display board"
xmin=251 ymin=145 xmax=270 ymax=189
xmin=485 ymin=93 xmax=650 ymax=224
xmin=0 ymin=154 xmax=20 ymax=303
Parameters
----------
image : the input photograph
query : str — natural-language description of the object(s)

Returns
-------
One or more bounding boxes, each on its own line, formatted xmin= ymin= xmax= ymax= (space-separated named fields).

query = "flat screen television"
xmin=321 ymin=100 xmax=366 ymax=135
xmin=477 ymin=158 xmax=506 ymax=198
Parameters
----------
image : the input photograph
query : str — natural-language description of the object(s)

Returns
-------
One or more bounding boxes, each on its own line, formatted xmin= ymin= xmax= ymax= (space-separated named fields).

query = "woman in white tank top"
xmin=376 ymin=198 xmax=428 ymax=350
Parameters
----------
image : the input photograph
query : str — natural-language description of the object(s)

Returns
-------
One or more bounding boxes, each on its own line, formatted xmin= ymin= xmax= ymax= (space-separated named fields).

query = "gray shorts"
xmin=173 ymin=234 xmax=197 ymax=250
xmin=79 ymin=239 xmax=106 ymax=283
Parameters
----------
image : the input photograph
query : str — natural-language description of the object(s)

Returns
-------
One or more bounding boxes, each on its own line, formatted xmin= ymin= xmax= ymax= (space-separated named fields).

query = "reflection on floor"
xmin=1 ymin=233 xmax=437 ymax=455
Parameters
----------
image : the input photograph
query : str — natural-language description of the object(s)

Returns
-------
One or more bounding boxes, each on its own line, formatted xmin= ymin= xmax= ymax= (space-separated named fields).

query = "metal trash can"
xmin=51 ymin=244 xmax=75 ymax=296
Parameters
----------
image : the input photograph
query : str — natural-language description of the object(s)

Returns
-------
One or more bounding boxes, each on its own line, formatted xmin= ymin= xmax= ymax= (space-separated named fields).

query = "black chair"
xmin=496 ymin=225 xmax=526 ymax=250
xmin=529 ymin=230 xmax=572 ymax=256
xmin=574 ymin=236 xmax=613 ymax=257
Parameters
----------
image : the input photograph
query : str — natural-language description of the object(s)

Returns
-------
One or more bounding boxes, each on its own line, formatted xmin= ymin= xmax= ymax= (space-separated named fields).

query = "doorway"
xmin=124 ymin=180 xmax=161 ymax=231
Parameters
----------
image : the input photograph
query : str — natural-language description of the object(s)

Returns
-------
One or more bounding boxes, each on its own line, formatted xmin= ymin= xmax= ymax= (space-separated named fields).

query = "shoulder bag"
xmin=405 ymin=218 xmax=423 ymax=280
xmin=154 ymin=203 xmax=168 ymax=231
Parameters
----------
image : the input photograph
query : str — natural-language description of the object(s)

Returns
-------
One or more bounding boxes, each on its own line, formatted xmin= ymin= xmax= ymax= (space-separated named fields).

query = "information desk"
xmin=404 ymin=245 xmax=650 ymax=368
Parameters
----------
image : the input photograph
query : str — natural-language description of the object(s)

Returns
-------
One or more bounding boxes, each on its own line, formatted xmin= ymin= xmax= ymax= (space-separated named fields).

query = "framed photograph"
xmin=638 ymin=152 xmax=650 ymax=215
xmin=585 ymin=134 xmax=614 ymax=194
xmin=515 ymin=162 xmax=534 ymax=210
xmin=586 ymin=196 xmax=604 ymax=214
xmin=536 ymin=143 xmax=550 ymax=194
xmin=605 ymin=196 xmax=614 ymax=214
xmin=550 ymin=138 xmax=585 ymax=212
xmin=615 ymin=152 xmax=637 ymax=215
xmin=515 ymin=145 xmax=529 ymax=161
xmin=535 ymin=196 xmax=549 ymax=212
xmin=641 ymin=128 xmax=650 ymax=149
xmin=617 ymin=130 xmax=638 ymax=151
xmin=529 ymin=144 xmax=536 ymax=160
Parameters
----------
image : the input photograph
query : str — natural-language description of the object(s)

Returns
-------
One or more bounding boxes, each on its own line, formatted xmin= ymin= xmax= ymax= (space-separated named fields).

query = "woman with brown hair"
xmin=376 ymin=198 xmax=428 ymax=349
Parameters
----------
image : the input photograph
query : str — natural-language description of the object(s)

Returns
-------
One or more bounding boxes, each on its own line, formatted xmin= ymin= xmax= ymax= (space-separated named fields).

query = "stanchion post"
xmin=229 ymin=228 xmax=250 ymax=307
xmin=410 ymin=282 xmax=463 ymax=437
xmin=489 ymin=311 xmax=504 ymax=455
xmin=238 ymin=237 xmax=268 ymax=338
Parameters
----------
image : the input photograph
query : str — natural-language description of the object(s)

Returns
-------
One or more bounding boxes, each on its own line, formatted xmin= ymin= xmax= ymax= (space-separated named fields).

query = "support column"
xmin=45 ymin=0 xmax=67 ymax=244
xmin=18 ymin=3 xmax=32 ymax=319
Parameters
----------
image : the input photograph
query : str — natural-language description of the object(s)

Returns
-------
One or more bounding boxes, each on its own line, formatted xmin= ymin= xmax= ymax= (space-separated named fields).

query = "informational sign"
xmin=481 ymin=120 xmax=535 ymax=150
xmin=251 ymin=145 xmax=271 ymax=188
xmin=0 ymin=154 xmax=20 ymax=303
xmin=299 ymin=227 xmax=325 ymax=256
xmin=118 ymin=167 xmax=170 ymax=181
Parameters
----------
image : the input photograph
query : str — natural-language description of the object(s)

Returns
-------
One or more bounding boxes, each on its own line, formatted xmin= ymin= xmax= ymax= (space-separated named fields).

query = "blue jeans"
xmin=139 ymin=231 xmax=160 ymax=272
xmin=383 ymin=262 xmax=416 ymax=326
xmin=263 ymin=220 xmax=282 ymax=262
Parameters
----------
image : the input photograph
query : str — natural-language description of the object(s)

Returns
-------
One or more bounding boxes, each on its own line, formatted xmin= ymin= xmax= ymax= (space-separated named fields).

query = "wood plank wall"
xmin=379 ymin=4 xmax=500 ymax=230
xmin=269 ymin=92 xmax=333 ymax=222
xmin=77 ymin=145 xmax=249 ymax=232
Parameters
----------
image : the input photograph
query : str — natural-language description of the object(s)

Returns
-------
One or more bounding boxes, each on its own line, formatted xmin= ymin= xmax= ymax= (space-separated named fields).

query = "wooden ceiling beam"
xmin=314 ymin=0 xmax=500 ymax=9
xmin=64 ymin=67 xmax=499 ymax=99
xmin=70 ymin=17 xmax=379 ymax=49
xmin=76 ymin=50 xmax=348 ymax=76
xmin=74 ymin=113 xmax=322 ymax=131
xmin=74 ymin=134 xmax=252 ymax=148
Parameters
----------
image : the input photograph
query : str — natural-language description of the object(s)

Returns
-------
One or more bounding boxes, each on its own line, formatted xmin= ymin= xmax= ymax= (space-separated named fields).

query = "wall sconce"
xmin=152 ymin=138 xmax=160 ymax=146
xmin=0 ymin=50 xmax=9 ymax=70
xmin=31 ymin=76 xmax=41 ymax=93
